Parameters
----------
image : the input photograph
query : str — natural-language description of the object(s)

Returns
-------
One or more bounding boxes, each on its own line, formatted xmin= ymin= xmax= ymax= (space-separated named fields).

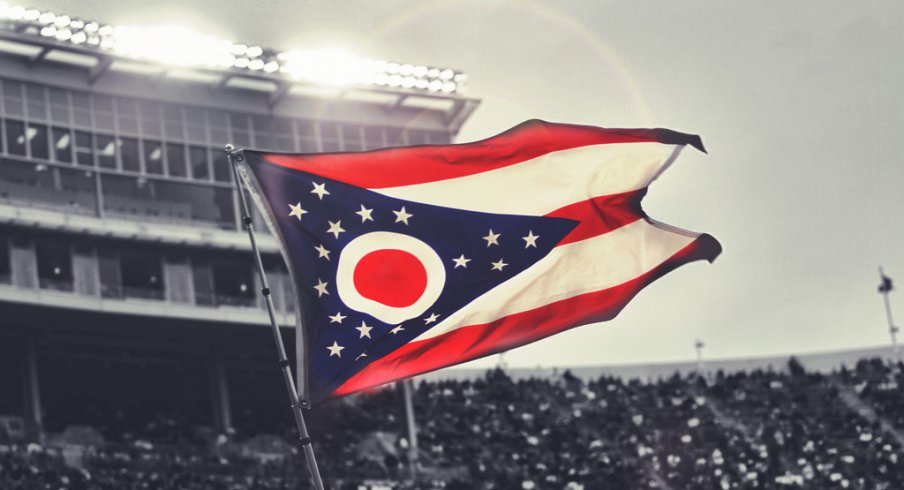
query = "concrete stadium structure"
xmin=0 ymin=4 xmax=478 ymax=442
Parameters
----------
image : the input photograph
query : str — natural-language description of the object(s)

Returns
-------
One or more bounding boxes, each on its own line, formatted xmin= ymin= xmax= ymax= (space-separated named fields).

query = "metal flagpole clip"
xmin=224 ymin=144 xmax=245 ymax=163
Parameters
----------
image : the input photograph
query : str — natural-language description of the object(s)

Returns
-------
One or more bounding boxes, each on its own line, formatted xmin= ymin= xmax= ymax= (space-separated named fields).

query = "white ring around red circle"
xmin=336 ymin=231 xmax=445 ymax=325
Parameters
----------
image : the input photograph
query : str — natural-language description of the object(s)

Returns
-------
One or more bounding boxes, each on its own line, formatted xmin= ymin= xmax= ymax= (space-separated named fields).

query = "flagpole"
xmin=225 ymin=145 xmax=325 ymax=490
xmin=401 ymin=378 xmax=419 ymax=483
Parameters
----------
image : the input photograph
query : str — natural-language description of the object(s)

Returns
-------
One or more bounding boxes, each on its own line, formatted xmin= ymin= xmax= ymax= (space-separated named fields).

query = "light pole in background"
xmin=695 ymin=339 xmax=706 ymax=375
xmin=878 ymin=268 xmax=899 ymax=358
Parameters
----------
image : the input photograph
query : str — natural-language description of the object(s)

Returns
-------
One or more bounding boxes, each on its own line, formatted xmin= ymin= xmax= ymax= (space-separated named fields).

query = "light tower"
xmin=878 ymin=268 xmax=899 ymax=358
xmin=694 ymin=338 xmax=705 ymax=374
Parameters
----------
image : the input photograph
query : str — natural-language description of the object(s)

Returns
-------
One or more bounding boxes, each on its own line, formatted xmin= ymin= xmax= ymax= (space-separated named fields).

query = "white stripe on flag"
xmin=414 ymin=218 xmax=697 ymax=341
xmin=374 ymin=143 xmax=683 ymax=215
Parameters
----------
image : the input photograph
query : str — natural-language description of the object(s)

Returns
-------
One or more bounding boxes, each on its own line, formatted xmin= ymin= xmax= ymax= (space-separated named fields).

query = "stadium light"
xmin=0 ymin=2 xmax=467 ymax=94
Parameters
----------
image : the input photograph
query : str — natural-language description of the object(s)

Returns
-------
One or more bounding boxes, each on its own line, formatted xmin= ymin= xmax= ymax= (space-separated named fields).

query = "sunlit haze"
xmin=25 ymin=0 xmax=904 ymax=370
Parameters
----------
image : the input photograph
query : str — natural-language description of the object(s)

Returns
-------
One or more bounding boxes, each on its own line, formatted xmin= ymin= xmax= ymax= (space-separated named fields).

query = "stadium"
xmin=1 ymin=2 xmax=903 ymax=490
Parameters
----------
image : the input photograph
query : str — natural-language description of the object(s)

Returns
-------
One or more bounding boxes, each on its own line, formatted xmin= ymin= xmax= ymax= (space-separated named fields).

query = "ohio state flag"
xmin=237 ymin=120 xmax=720 ymax=403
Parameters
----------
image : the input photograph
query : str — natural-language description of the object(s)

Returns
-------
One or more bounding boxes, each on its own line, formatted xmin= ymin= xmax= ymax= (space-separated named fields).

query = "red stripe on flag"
xmin=258 ymin=120 xmax=703 ymax=189
xmin=547 ymin=190 xmax=646 ymax=246
xmin=332 ymin=233 xmax=721 ymax=398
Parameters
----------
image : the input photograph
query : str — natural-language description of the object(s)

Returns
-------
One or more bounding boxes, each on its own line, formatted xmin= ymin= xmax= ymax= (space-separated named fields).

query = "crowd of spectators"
xmin=1 ymin=357 xmax=903 ymax=489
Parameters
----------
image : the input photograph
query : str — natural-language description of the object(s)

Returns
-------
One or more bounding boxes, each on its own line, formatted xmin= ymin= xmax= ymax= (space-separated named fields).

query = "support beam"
xmin=210 ymin=349 xmax=234 ymax=437
xmin=21 ymin=336 xmax=44 ymax=443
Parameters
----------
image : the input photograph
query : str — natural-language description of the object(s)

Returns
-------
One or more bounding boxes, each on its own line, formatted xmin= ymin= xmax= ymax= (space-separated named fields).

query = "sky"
xmin=32 ymin=0 xmax=904 ymax=368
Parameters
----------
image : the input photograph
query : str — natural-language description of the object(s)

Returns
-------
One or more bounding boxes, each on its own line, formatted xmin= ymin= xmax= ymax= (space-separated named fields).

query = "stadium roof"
xmin=0 ymin=2 xmax=472 ymax=111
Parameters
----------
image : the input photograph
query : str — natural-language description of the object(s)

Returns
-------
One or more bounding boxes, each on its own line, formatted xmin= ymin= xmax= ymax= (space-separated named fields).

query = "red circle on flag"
xmin=352 ymin=249 xmax=427 ymax=308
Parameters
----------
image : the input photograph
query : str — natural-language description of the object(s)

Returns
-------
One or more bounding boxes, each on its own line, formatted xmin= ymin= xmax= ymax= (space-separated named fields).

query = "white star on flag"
xmin=424 ymin=313 xmax=440 ymax=324
xmin=315 ymin=244 xmax=331 ymax=260
xmin=355 ymin=353 xmax=368 ymax=361
xmin=288 ymin=202 xmax=307 ymax=220
xmin=491 ymin=259 xmax=509 ymax=271
xmin=355 ymin=321 xmax=373 ymax=339
xmin=314 ymin=278 xmax=329 ymax=297
xmin=523 ymin=230 xmax=539 ymax=248
xmin=311 ymin=182 xmax=330 ymax=200
xmin=452 ymin=254 xmax=471 ymax=269
xmin=355 ymin=205 xmax=374 ymax=222
xmin=393 ymin=206 xmax=413 ymax=225
xmin=390 ymin=325 xmax=405 ymax=335
xmin=328 ymin=312 xmax=346 ymax=324
xmin=483 ymin=229 xmax=500 ymax=247
xmin=326 ymin=220 xmax=345 ymax=239
xmin=326 ymin=341 xmax=344 ymax=358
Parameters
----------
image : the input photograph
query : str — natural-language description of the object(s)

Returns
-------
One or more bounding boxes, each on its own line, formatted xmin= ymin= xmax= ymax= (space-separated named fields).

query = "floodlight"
xmin=246 ymin=45 xmax=262 ymax=58
xmin=9 ymin=5 xmax=25 ymax=20
xmin=0 ymin=3 xmax=466 ymax=95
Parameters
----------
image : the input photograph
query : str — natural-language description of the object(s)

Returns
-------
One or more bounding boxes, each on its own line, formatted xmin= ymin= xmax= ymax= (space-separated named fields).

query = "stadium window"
xmin=188 ymin=146 xmax=210 ymax=180
xmin=25 ymin=84 xmax=48 ymax=121
xmin=0 ymin=236 xmax=10 ymax=285
xmin=120 ymin=249 xmax=164 ymax=300
xmin=162 ymin=104 xmax=184 ymax=140
xmin=211 ymin=257 xmax=255 ymax=307
xmin=251 ymin=115 xmax=273 ymax=149
xmin=97 ymin=247 xmax=122 ymax=298
xmin=120 ymin=138 xmax=140 ymax=172
xmin=95 ymin=134 xmax=116 ymax=169
xmin=153 ymin=180 xmax=234 ymax=227
xmin=363 ymin=126 xmax=385 ymax=150
xmin=100 ymin=174 xmax=156 ymax=220
xmin=52 ymin=128 xmax=72 ymax=163
xmin=185 ymin=107 xmax=207 ymax=142
xmin=74 ymin=131 xmax=93 ymax=167
xmin=406 ymin=130 xmax=429 ymax=146
xmin=27 ymin=124 xmax=49 ymax=160
xmin=274 ymin=118 xmax=296 ymax=151
xmin=166 ymin=143 xmax=188 ymax=177
xmin=230 ymin=113 xmax=251 ymax=147
xmin=139 ymin=101 xmax=161 ymax=137
xmin=296 ymin=121 xmax=318 ymax=152
xmin=35 ymin=239 xmax=73 ymax=292
xmin=116 ymin=97 xmax=139 ymax=134
xmin=57 ymin=166 xmax=99 ymax=214
xmin=92 ymin=94 xmax=115 ymax=131
xmin=191 ymin=259 xmax=214 ymax=306
xmin=319 ymin=122 xmax=341 ymax=152
xmin=341 ymin=125 xmax=364 ymax=151
xmin=71 ymin=91 xmax=92 ymax=127
xmin=385 ymin=126 xmax=406 ymax=147
xmin=144 ymin=141 xmax=163 ymax=175
xmin=49 ymin=89 xmax=71 ymax=125
xmin=2 ymin=80 xmax=24 ymax=118
xmin=5 ymin=120 xmax=26 ymax=156
xmin=211 ymin=150 xmax=232 ymax=183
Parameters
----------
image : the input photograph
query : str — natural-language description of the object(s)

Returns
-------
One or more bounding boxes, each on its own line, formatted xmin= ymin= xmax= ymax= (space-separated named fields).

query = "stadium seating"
xmin=1 ymin=358 xmax=902 ymax=489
